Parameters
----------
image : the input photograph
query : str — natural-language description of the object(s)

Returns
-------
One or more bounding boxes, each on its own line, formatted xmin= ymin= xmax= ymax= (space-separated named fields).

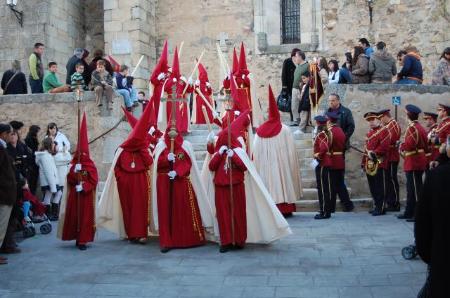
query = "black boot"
xmin=50 ymin=203 xmax=59 ymax=221
xmin=45 ymin=205 xmax=52 ymax=219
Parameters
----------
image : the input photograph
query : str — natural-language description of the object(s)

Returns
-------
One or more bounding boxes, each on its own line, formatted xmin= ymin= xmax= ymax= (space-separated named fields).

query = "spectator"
xmin=65 ymin=48 xmax=84 ymax=84
xmin=24 ymin=125 xmax=41 ymax=195
xmin=70 ymin=63 xmax=88 ymax=91
xmin=89 ymin=49 xmax=114 ymax=76
xmin=46 ymin=123 xmax=70 ymax=221
xmin=431 ymin=47 xmax=450 ymax=85
xmin=396 ymin=46 xmax=423 ymax=84
xmin=296 ymin=72 xmax=311 ymax=134
xmin=91 ymin=60 xmax=114 ymax=108
xmin=1 ymin=60 xmax=27 ymax=95
xmin=116 ymin=65 xmax=138 ymax=110
xmin=338 ymin=53 xmax=353 ymax=84
xmin=326 ymin=93 xmax=355 ymax=149
xmin=291 ymin=51 xmax=309 ymax=126
xmin=0 ymin=123 xmax=17 ymax=264
xmin=35 ymin=137 xmax=59 ymax=221
xmin=415 ymin=145 xmax=450 ymax=298
xmin=7 ymin=123 xmax=32 ymax=184
xmin=43 ymin=62 xmax=71 ymax=93
xmin=359 ymin=38 xmax=374 ymax=57
xmin=317 ymin=57 xmax=329 ymax=88
xmin=28 ymin=42 xmax=45 ymax=94
xmin=328 ymin=59 xmax=340 ymax=84
xmin=369 ymin=41 xmax=397 ymax=83
xmin=281 ymin=48 xmax=301 ymax=122
xmin=351 ymin=46 xmax=370 ymax=84
xmin=396 ymin=50 xmax=407 ymax=66
xmin=138 ymin=91 xmax=149 ymax=112
xmin=81 ymin=49 xmax=92 ymax=86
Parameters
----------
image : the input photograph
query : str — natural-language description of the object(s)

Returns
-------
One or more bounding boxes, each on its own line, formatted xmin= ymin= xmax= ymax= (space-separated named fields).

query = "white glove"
xmin=213 ymin=111 xmax=219 ymax=119
xmin=206 ymin=82 xmax=211 ymax=87
xmin=242 ymin=74 xmax=245 ymax=79
xmin=310 ymin=159 xmax=319 ymax=169
xmin=195 ymin=79 xmax=200 ymax=86
xmin=172 ymin=78 xmax=177 ymax=83
xmin=148 ymin=126 xmax=156 ymax=136
xmin=180 ymin=76 xmax=187 ymax=83
xmin=226 ymin=149 xmax=234 ymax=157
xmin=234 ymin=111 xmax=240 ymax=116
xmin=167 ymin=152 xmax=176 ymax=162
xmin=168 ymin=170 xmax=177 ymax=180
xmin=74 ymin=163 xmax=82 ymax=172
xmin=219 ymin=145 xmax=228 ymax=155
xmin=187 ymin=77 xmax=193 ymax=85
xmin=157 ymin=73 xmax=165 ymax=81
xmin=206 ymin=131 xmax=215 ymax=143
xmin=75 ymin=184 xmax=83 ymax=192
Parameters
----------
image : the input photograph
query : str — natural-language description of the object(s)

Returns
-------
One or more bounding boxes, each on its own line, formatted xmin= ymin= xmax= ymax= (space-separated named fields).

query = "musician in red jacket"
xmin=398 ymin=104 xmax=429 ymax=221
xmin=362 ymin=112 xmax=390 ymax=216
xmin=432 ymin=103 xmax=450 ymax=166
xmin=423 ymin=112 xmax=440 ymax=165
xmin=325 ymin=112 xmax=354 ymax=213
xmin=313 ymin=116 xmax=332 ymax=219
xmin=377 ymin=109 xmax=401 ymax=211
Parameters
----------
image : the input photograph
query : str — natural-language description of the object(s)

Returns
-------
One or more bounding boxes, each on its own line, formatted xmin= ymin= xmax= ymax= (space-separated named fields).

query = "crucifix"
xmin=74 ymin=85 xmax=84 ymax=234
xmin=161 ymin=81 xmax=188 ymax=236
xmin=217 ymin=90 xmax=236 ymax=245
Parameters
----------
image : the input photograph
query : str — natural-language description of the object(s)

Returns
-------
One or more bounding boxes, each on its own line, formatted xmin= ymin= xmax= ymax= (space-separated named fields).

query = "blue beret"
xmin=423 ymin=112 xmax=438 ymax=119
xmin=405 ymin=104 xmax=421 ymax=114
xmin=326 ymin=111 xmax=339 ymax=121
xmin=314 ymin=115 xmax=328 ymax=124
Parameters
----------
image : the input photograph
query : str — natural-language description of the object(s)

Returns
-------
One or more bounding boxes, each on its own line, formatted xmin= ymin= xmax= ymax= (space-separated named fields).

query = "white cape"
xmin=252 ymin=125 xmax=303 ymax=205
xmin=202 ymin=147 xmax=292 ymax=244
xmin=151 ymin=140 xmax=217 ymax=240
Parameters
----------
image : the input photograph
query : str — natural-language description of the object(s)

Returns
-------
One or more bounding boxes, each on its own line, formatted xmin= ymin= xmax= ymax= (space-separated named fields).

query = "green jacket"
xmin=292 ymin=62 xmax=309 ymax=90
xmin=43 ymin=72 xmax=63 ymax=93
xmin=28 ymin=52 xmax=44 ymax=80
xmin=70 ymin=72 xmax=87 ymax=91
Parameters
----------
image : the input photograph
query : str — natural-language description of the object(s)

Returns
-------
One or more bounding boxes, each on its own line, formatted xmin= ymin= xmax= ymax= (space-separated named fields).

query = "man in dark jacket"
xmin=415 ymin=145 xmax=450 ymax=298
xmin=396 ymin=46 xmax=423 ymax=85
xmin=281 ymin=48 xmax=301 ymax=121
xmin=65 ymin=48 xmax=84 ymax=84
xmin=327 ymin=93 xmax=355 ymax=147
xmin=0 ymin=123 xmax=17 ymax=264
xmin=89 ymin=49 xmax=114 ymax=76
xmin=1 ymin=60 xmax=27 ymax=95
xmin=369 ymin=42 xmax=397 ymax=83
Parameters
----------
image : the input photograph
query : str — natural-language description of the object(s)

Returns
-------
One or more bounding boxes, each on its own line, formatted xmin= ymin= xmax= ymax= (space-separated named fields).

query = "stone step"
xmin=300 ymin=187 xmax=352 ymax=200
xmin=296 ymin=198 xmax=372 ymax=212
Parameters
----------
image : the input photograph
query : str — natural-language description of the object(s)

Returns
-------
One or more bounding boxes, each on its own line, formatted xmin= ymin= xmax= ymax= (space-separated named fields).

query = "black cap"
xmin=325 ymin=111 xmax=339 ymax=122
xmin=314 ymin=115 xmax=328 ymax=125
xmin=405 ymin=104 xmax=421 ymax=115
xmin=423 ymin=112 xmax=438 ymax=120
xmin=0 ymin=123 xmax=12 ymax=134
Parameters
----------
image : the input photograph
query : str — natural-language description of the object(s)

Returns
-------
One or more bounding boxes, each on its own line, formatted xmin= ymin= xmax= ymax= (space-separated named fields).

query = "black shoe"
xmin=342 ymin=205 xmax=355 ymax=212
xmin=50 ymin=203 xmax=59 ymax=221
xmin=233 ymin=244 xmax=244 ymax=250
xmin=160 ymin=247 xmax=171 ymax=253
xmin=219 ymin=245 xmax=232 ymax=253
xmin=77 ymin=244 xmax=87 ymax=251
xmin=406 ymin=218 xmax=415 ymax=223
xmin=289 ymin=122 xmax=299 ymax=127
xmin=368 ymin=209 xmax=374 ymax=214
xmin=283 ymin=213 xmax=293 ymax=218
xmin=397 ymin=214 xmax=413 ymax=220
xmin=314 ymin=213 xmax=331 ymax=220
xmin=385 ymin=205 xmax=401 ymax=212
xmin=372 ymin=209 xmax=385 ymax=216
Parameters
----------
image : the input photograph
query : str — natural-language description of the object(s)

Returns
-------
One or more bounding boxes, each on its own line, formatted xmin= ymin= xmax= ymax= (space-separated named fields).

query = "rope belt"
xmin=404 ymin=149 xmax=425 ymax=157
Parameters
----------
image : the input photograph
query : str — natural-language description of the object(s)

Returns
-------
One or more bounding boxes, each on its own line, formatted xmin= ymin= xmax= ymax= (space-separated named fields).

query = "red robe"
xmin=328 ymin=124 xmax=346 ymax=170
xmin=164 ymin=80 xmax=193 ymax=134
xmin=234 ymin=73 xmax=252 ymax=112
xmin=62 ymin=163 xmax=98 ymax=244
xmin=114 ymin=149 xmax=153 ymax=239
xmin=156 ymin=147 xmax=205 ymax=249
xmin=400 ymin=121 xmax=429 ymax=172
xmin=209 ymin=150 xmax=247 ymax=246
xmin=194 ymin=84 xmax=214 ymax=124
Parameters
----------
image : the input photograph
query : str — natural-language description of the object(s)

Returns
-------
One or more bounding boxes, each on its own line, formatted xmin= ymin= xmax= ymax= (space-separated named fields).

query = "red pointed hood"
xmin=121 ymin=106 xmax=138 ymax=128
xmin=72 ymin=112 xmax=95 ymax=165
xmin=256 ymin=85 xmax=282 ymax=138
xmin=150 ymin=41 xmax=169 ymax=82
xmin=238 ymin=42 xmax=249 ymax=75
xmin=197 ymin=63 xmax=209 ymax=82
xmin=216 ymin=110 xmax=250 ymax=149
xmin=170 ymin=47 xmax=180 ymax=80
xmin=120 ymin=98 xmax=155 ymax=151
xmin=230 ymin=75 xmax=245 ymax=112
xmin=232 ymin=48 xmax=239 ymax=76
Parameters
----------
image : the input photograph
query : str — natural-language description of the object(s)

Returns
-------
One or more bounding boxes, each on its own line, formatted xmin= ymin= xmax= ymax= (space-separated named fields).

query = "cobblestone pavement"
xmin=0 ymin=212 xmax=425 ymax=298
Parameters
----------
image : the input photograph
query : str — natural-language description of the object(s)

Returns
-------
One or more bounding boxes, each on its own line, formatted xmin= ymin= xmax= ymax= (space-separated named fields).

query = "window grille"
xmin=281 ymin=0 xmax=300 ymax=44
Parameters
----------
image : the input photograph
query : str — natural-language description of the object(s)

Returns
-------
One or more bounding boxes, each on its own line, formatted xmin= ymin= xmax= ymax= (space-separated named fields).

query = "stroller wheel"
xmin=40 ymin=223 xmax=52 ymax=235
xmin=402 ymin=245 xmax=417 ymax=260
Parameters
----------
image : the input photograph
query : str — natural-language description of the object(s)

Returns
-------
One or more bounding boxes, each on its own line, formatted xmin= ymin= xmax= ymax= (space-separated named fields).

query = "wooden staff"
xmin=182 ymin=50 xmax=205 ymax=95
xmin=131 ymin=55 xmax=145 ymax=77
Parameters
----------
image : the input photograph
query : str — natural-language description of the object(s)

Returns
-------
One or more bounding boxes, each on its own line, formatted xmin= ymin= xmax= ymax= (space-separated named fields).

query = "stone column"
xmin=104 ymin=0 xmax=157 ymax=91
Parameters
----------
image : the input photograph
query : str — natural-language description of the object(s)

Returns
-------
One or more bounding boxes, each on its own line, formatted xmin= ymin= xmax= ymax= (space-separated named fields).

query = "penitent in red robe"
xmin=62 ymin=163 xmax=98 ymax=244
xmin=114 ymin=149 xmax=153 ymax=239
xmin=209 ymin=148 xmax=247 ymax=246
xmin=194 ymin=84 xmax=214 ymax=124
xmin=164 ymin=80 xmax=193 ymax=134
xmin=156 ymin=146 xmax=205 ymax=249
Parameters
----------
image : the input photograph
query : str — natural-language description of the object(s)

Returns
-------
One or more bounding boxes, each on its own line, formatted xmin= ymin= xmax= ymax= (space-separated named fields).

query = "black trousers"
xmin=404 ymin=171 xmax=424 ymax=217
xmin=330 ymin=169 xmax=354 ymax=212
xmin=315 ymin=166 xmax=331 ymax=215
xmin=366 ymin=168 xmax=386 ymax=211
xmin=385 ymin=162 xmax=400 ymax=208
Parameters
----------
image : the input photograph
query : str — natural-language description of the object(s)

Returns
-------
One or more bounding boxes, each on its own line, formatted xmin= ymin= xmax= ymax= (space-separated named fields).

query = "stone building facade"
xmin=1 ymin=0 xmax=448 ymax=99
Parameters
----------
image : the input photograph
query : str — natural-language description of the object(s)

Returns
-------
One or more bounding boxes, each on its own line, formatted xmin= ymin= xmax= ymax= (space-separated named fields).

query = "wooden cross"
xmin=161 ymin=83 xmax=188 ymax=152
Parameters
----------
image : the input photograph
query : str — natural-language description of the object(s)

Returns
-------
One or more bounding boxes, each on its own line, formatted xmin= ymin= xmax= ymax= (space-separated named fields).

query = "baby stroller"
xmin=20 ymin=192 xmax=52 ymax=238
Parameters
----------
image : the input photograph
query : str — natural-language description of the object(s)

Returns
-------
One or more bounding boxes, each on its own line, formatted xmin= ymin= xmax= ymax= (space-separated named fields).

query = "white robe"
xmin=201 ymin=146 xmax=292 ymax=244
xmin=252 ymin=124 xmax=303 ymax=206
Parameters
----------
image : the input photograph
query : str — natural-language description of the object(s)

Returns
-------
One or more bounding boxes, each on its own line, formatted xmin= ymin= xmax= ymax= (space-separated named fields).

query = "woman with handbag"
xmin=1 ymin=60 xmax=27 ymax=95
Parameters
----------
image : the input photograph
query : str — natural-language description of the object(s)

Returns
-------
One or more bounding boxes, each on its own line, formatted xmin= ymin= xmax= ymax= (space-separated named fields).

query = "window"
xmin=280 ymin=0 xmax=300 ymax=44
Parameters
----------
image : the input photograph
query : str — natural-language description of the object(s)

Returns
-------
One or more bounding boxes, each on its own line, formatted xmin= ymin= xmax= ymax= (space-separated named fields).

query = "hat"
xmin=438 ymin=103 xmax=450 ymax=113
xmin=170 ymin=46 xmax=180 ymax=80
xmin=376 ymin=109 xmax=391 ymax=117
xmin=256 ymin=85 xmax=282 ymax=138
xmin=364 ymin=112 xmax=379 ymax=120
xmin=216 ymin=110 xmax=250 ymax=149
xmin=314 ymin=115 xmax=328 ymax=125
xmin=150 ymin=40 xmax=169 ymax=82
xmin=405 ymin=104 xmax=422 ymax=115
xmin=0 ymin=123 xmax=12 ymax=134
xmin=232 ymin=48 xmax=239 ymax=76
xmin=423 ymin=112 xmax=438 ymax=120
xmin=9 ymin=120 xmax=24 ymax=131
xmin=121 ymin=106 xmax=138 ymax=128
xmin=238 ymin=42 xmax=248 ymax=74
xmin=325 ymin=111 xmax=339 ymax=122
xmin=71 ymin=112 xmax=95 ymax=166
xmin=197 ymin=63 xmax=209 ymax=83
